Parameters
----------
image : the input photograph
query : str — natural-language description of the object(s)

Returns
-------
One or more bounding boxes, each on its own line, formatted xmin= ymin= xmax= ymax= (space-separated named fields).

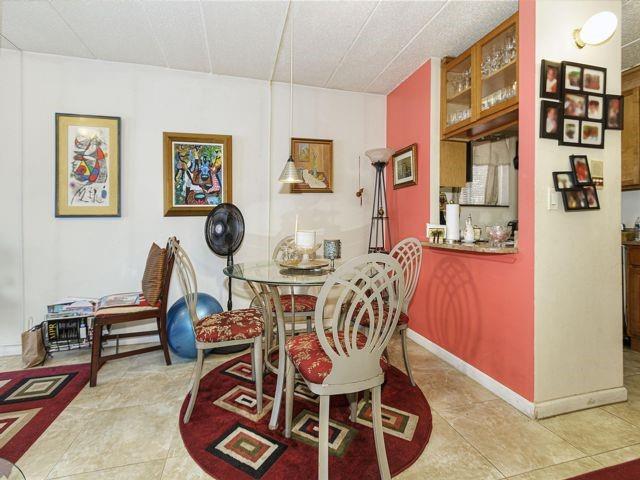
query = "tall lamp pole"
xmin=365 ymin=148 xmax=395 ymax=253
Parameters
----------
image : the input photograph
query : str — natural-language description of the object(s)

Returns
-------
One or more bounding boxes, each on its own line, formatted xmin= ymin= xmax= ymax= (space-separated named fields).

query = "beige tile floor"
xmin=3 ymin=339 xmax=640 ymax=479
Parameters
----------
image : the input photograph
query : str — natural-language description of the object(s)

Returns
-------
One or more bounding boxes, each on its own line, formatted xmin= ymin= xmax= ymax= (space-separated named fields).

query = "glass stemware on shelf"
xmin=447 ymin=108 xmax=471 ymax=127
xmin=481 ymin=80 xmax=517 ymax=111
xmin=447 ymin=67 xmax=471 ymax=99
xmin=481 ymin=31 xmax=517 ymax=79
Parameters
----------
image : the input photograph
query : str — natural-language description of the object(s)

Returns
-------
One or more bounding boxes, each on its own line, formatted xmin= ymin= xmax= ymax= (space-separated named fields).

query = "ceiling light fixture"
xmin=574 ymin=11 xmax=617 ymax=49
xmin=278 ymin=8 xmax=303 ymax=184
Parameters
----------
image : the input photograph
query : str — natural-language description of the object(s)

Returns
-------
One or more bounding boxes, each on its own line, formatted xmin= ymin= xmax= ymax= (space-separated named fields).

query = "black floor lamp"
xmin=365 ymin=148 xmax=395 ymax=253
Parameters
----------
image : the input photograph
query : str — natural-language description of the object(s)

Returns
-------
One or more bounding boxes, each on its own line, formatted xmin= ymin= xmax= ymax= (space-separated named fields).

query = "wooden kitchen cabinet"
xmin=626 ymin=245 xmax=640 ymax=350
xmin=622 ymin=87 xmax=640 ymax=189
xmin=440 ymin=141 xmax=468 ymax=187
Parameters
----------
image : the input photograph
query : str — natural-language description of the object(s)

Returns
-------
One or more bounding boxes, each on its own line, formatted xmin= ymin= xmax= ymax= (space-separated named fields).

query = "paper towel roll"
xmin=445 ymin=204 xmax=460 ymax=242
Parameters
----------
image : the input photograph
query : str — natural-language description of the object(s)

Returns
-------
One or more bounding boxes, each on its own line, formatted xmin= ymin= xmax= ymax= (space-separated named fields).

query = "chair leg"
xmin=372 ymin=385 xmax=391 ymax=480
xmin=400 ymin=328 xmax=416 ymax=386
xmin=318 ymin=395 xmax=330 ymax=480
xmin=284 ymin=356 xmax=295 ymax=438
xmin=157 ymin=316 xmax=172 ymax=366
xmin=90 ymin=323 xmax=103 ymax=387
xmin=251 ymin=345 xmax=256 ymax=382
xmin=254 ymin=337 xmax=263 ymax=414
xmin=347 ymin=393 xmax=358 ymax=422
xmin=183 ymin=348 xmax=204 ymax=424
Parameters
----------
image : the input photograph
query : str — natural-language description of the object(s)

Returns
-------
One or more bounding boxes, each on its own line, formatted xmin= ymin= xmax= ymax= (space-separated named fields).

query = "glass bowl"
xmin=486 ymin=225 xmax=510 ymax=247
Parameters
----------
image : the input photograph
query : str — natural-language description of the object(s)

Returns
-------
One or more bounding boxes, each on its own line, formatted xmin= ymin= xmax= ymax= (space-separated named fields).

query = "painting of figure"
xmin=291 ymin=138 xmax=333 ymax=193
xmin=164 ymin=133 xmax=232 ymax=216
xmin=56 ymin=114 xmax=120 ymax=217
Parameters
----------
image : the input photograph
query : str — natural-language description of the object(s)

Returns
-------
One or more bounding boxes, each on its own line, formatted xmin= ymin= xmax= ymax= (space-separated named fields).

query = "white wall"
xmin=0 ymin=51 xmax=385 ymax=350
xmin=534 ymin=0 xmax=623 ymax=404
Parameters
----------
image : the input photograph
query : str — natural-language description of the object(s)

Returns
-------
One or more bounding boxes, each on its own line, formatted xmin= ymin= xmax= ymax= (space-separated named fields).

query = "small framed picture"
xmin=392 ymin=143 xmax=418 ymax=189
xmin=605 ymin=95 xmax=624 ymax=130
xmin=590 ymin=158 xmax=604 ymax=188
xmin=583 ymin=185 xmax=600 ymax=209
xmin=563 ymin=93 xmax=587 ymax=118
xmin=540 ymin=60 xmax=560 ymax=99
xmin=581 ymin=120 xmax=604 ymax=148
xmin=562 ymin=62 xmax=583 ymax=92
xmin=540 ymin=101 xmax=560 ymax=139
xmin=553 ymin=171 xmax=577 ymax=191
xmin=582 ymin=66 xmax=606 ymax=94
xmin=560 ymin=118 xmax=581 ymax=146
xmin=586 ymin=95 xmax=604 ymax=120
xmin=426 ymin=223 xmax=446 ymax=244
xmin=570 ymin=154 xmax=592 ymax=184
xmin=562 ymin=189 xmax=589 ymax=211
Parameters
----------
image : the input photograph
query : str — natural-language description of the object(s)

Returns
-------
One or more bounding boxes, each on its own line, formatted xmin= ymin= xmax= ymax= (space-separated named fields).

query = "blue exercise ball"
xmin=167 ymin=293 xmax=223 ymax=359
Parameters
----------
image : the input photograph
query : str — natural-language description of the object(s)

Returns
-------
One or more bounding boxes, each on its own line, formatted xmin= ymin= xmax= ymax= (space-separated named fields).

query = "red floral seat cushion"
xmin=195 ymin=308 xmax=264 ymax=343
xmin=272 ymin=294 xmax=317 ymax=313
xmin=352 ymin=301 xmax=409 ymax=327
xmin=285 ymin=331 xmax=389 ymax=384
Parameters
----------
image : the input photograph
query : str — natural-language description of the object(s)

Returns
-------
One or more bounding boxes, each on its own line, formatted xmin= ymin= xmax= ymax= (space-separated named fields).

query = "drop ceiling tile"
xmin=1 ymin=0 xmax=93 ymax=58
xmin=623 ymin=41 xmax=640 ymax=71
xmin=622 ymin=0 xmax=640 ymax=47
xmin=202 ymin=1 xmax=288 ymax=80
xmin=51 ymin=0 xmax=165 ymax=66
xmin=1 ymin=35 xmax=18 ymax=50
xmin=367 ymin=0 xmax=518 ymax=94
xmin=327 ymin=1 xmax=446 ymax=92
xmin=272 ymin=1 xmax=378 ymax=87
xmin=142 ymin=1 xmax=209 ymax=73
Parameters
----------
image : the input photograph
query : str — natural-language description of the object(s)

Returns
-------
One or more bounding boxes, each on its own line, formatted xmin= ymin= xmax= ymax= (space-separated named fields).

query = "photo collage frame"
xmin=552 ymin=155 xmax=600 ymax=211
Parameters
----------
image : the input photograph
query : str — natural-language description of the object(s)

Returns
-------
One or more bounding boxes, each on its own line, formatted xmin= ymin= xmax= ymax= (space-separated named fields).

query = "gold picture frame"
xmin=392 ymin=143 xmax=418 ymax=189
xmin=163 ymin=132 xmax=232 ymax=217
xmin=55 ymin=113 xmax=121 ymax=217
xmin=290 ymin=137 xmax=333 ymax=193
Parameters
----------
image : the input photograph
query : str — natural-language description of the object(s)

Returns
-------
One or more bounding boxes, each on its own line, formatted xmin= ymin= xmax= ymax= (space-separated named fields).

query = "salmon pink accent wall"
xmin=386 ymin=0 xmax=535 ymax=400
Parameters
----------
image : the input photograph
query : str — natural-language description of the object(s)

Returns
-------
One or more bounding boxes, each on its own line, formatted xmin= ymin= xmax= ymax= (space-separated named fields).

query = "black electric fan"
xmin=205 ymin=203 xmax=245 ymax=311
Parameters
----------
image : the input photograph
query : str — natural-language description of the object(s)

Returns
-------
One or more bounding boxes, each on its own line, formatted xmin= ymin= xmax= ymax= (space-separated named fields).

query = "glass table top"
xmin=223 ymin=261 xmax=336 ymax=286
xmin=0 ymin=458 xmax=25 ymax=480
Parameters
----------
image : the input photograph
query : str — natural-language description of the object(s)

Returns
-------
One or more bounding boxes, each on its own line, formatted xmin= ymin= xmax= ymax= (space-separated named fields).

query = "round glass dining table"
xmin=0 ymin=458 xmax=26 ymax=480
xmin=224 ymin=260 xmax=335 ymax=430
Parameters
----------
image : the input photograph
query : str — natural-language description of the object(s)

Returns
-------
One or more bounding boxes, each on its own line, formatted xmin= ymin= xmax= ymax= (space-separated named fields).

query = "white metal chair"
xmin=283 ymin=253 xmax=405 ymax=480
xmin=170 ymin=239 xmax=264 ymax=424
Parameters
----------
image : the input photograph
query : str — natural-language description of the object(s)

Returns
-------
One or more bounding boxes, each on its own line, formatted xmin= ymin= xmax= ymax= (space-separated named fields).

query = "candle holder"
xmin=323 ymin=239 xmax=341 ymax=271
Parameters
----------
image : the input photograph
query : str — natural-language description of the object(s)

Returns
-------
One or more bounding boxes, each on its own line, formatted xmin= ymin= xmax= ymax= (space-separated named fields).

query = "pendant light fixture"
xmin=278 ymin=8 xmax=303 ymax=184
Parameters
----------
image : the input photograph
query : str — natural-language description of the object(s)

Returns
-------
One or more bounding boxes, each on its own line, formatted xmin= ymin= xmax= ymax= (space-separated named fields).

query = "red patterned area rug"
xmin=0 ymin=363 xmax=90 ymax=463
xmin=570 ymin=459 xmax=640 ymax=479
xmin=180 ymin=353 xmax=432 ymax=479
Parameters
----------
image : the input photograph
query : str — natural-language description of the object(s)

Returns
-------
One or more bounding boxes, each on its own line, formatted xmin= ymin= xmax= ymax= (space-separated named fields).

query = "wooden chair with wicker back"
xmin=283 ymin=253 xmax=405 ymax=480
xmin=90 ymin=237 xmax=178 ymax=387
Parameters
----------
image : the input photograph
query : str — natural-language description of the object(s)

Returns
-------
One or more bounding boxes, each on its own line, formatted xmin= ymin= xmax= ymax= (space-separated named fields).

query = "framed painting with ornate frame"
xmin=55 ymin=113 xmax=121 ymax=217
xmin=163 ymin=132 xmax=232 ymax=216
xmin=392 ymin=143 xmax=418 ymax=189
xmin=290 ymin=137 xmax=333 ymax=193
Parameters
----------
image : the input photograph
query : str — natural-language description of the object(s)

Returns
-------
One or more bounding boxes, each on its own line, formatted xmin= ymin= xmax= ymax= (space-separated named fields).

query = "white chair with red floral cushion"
xmin=170 ymin=239 xmax=264 ymax=424
xmin=283 ymin=253 xmax=405 ymax=480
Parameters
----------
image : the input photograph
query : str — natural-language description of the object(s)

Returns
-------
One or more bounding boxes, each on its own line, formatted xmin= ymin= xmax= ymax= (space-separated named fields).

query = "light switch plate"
xmin=548 ymin=187 xmax=559 ymax=210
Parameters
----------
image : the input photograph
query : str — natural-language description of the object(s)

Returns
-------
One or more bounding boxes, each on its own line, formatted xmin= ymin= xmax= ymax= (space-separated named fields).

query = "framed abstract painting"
xmin=163 ymin=132 xmax=232 ymax=216
xmin=290 ymin=138 xmax=333 ymax=193
xmin=55 ymin=113 xmax=121 ymax=217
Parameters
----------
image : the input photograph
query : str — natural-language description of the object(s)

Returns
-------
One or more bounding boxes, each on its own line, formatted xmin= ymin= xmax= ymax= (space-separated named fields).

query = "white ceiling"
xmin=2 ymin=1 xmax=636 ymax=92
xmin=0 ymin=0 xmax=519 ymax=94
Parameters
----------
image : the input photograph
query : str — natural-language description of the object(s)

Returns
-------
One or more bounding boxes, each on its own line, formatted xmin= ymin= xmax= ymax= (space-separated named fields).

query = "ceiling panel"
xmin=51 ymin=0 xmax=165 ymax=66
xmin=623 ymin=41 xmax=640 ymax=71
xmin=142 ymin=1 xmax=209 ymax=73
xmin=272 ymin=1 xmax=377 ymax=87
xmin=202 ymin=1 xmax=288 ymax=80
xmin=327 ymin=1 xmax=446 ymax=92
xmin=367 ymin=0 xmax=518 ymax=94
xmin=1 ymin=35 xmax=18 ymax=50
xmin=1 ymin=0 xmax=93 ymax=58
xmin=623 ymin=0 xmax=640 ymax=47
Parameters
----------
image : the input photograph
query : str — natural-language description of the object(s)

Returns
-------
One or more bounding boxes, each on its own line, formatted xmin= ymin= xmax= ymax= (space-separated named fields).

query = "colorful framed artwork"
xmin=552 ymin=171 xmax=576 ymax=191
xmin=55 ymin=113 xmax=121 ymax=217
xmin=392 ymin=143 xmax=418 ymax=189
xmin=540 ymin=100 xmax=560 ymax=139
xmin=582 ymin=66 xmax=606 ymax=94
xmin=570 ymin=155 xmax=592 ymax=184
xmin=562 ymin=189 xmax=589 ymax=211
xmin=583 ymin=185 xmax=600 ymax=209
xmin=605 ymin=95 xmax=624 ymax=130
xmin=586 ymin=95 xmax=604 ymax=121
xmin=560 ymin=118 xmax=581 ymax=146
xmin=561 ymin=62 xmax=583 ymax=92
xmin=290 ymin=138 xmax=333 ymax=193
xmin=563 ymin=93 xmax=587 ymax=119
xmin=163 ymin=132 xmax=232 ymax=216
xmin=580 ymin=120 xmax=604 ymax=148
xmin=540 ymin=60 xmax=560 ymax=100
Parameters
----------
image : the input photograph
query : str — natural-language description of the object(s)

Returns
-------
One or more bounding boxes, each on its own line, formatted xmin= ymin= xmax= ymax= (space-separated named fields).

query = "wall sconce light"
xmin=574 ymin=11 xmax=617 ymax=49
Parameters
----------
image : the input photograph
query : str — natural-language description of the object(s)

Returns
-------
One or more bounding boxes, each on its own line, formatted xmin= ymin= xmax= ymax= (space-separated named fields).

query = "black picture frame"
xmin=563 ymin=92 xmax=587 ymax=119
xmin=605 ymin=94 xmax=624 ymax=130
xmin=562 ymin=189 xmax=589 ymax=211
xmin=580 ymin=120 xmax=605 ymax=149
xmin=561 ymin=61 xmax=583 ymax=93
xmin=586 ymin=94 xmax=604 ymax=121
xmin=540 ymin=60 xmax=561 ymax=100
xmin=582 ymin=65 xmax=607 ymax=95
xmin=560 ymin=117 xmax=581 ymax=147
xmin=582 ymin=185 xmax=600 ymax=210
xmin=540 ymin=100 xmax=561 ymax=139
xmin=570 ymin=154 xmax=593 ymax=184
xmin=553 ymin=171 xmax=577 ymax=191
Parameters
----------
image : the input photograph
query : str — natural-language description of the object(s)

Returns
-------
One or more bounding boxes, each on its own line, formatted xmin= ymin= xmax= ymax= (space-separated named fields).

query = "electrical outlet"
xmin=548 ymin=187 xmax=559 ymax=210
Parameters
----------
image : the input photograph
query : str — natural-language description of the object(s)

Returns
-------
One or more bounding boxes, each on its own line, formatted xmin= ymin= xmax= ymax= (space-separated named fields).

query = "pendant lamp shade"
xmin=279 ymin=155 xmax=303 ymax=183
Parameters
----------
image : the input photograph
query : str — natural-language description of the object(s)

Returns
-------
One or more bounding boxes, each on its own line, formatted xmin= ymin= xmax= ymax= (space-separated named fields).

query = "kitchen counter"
xmin=421 ymin=240 xmax=518 ymax=254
